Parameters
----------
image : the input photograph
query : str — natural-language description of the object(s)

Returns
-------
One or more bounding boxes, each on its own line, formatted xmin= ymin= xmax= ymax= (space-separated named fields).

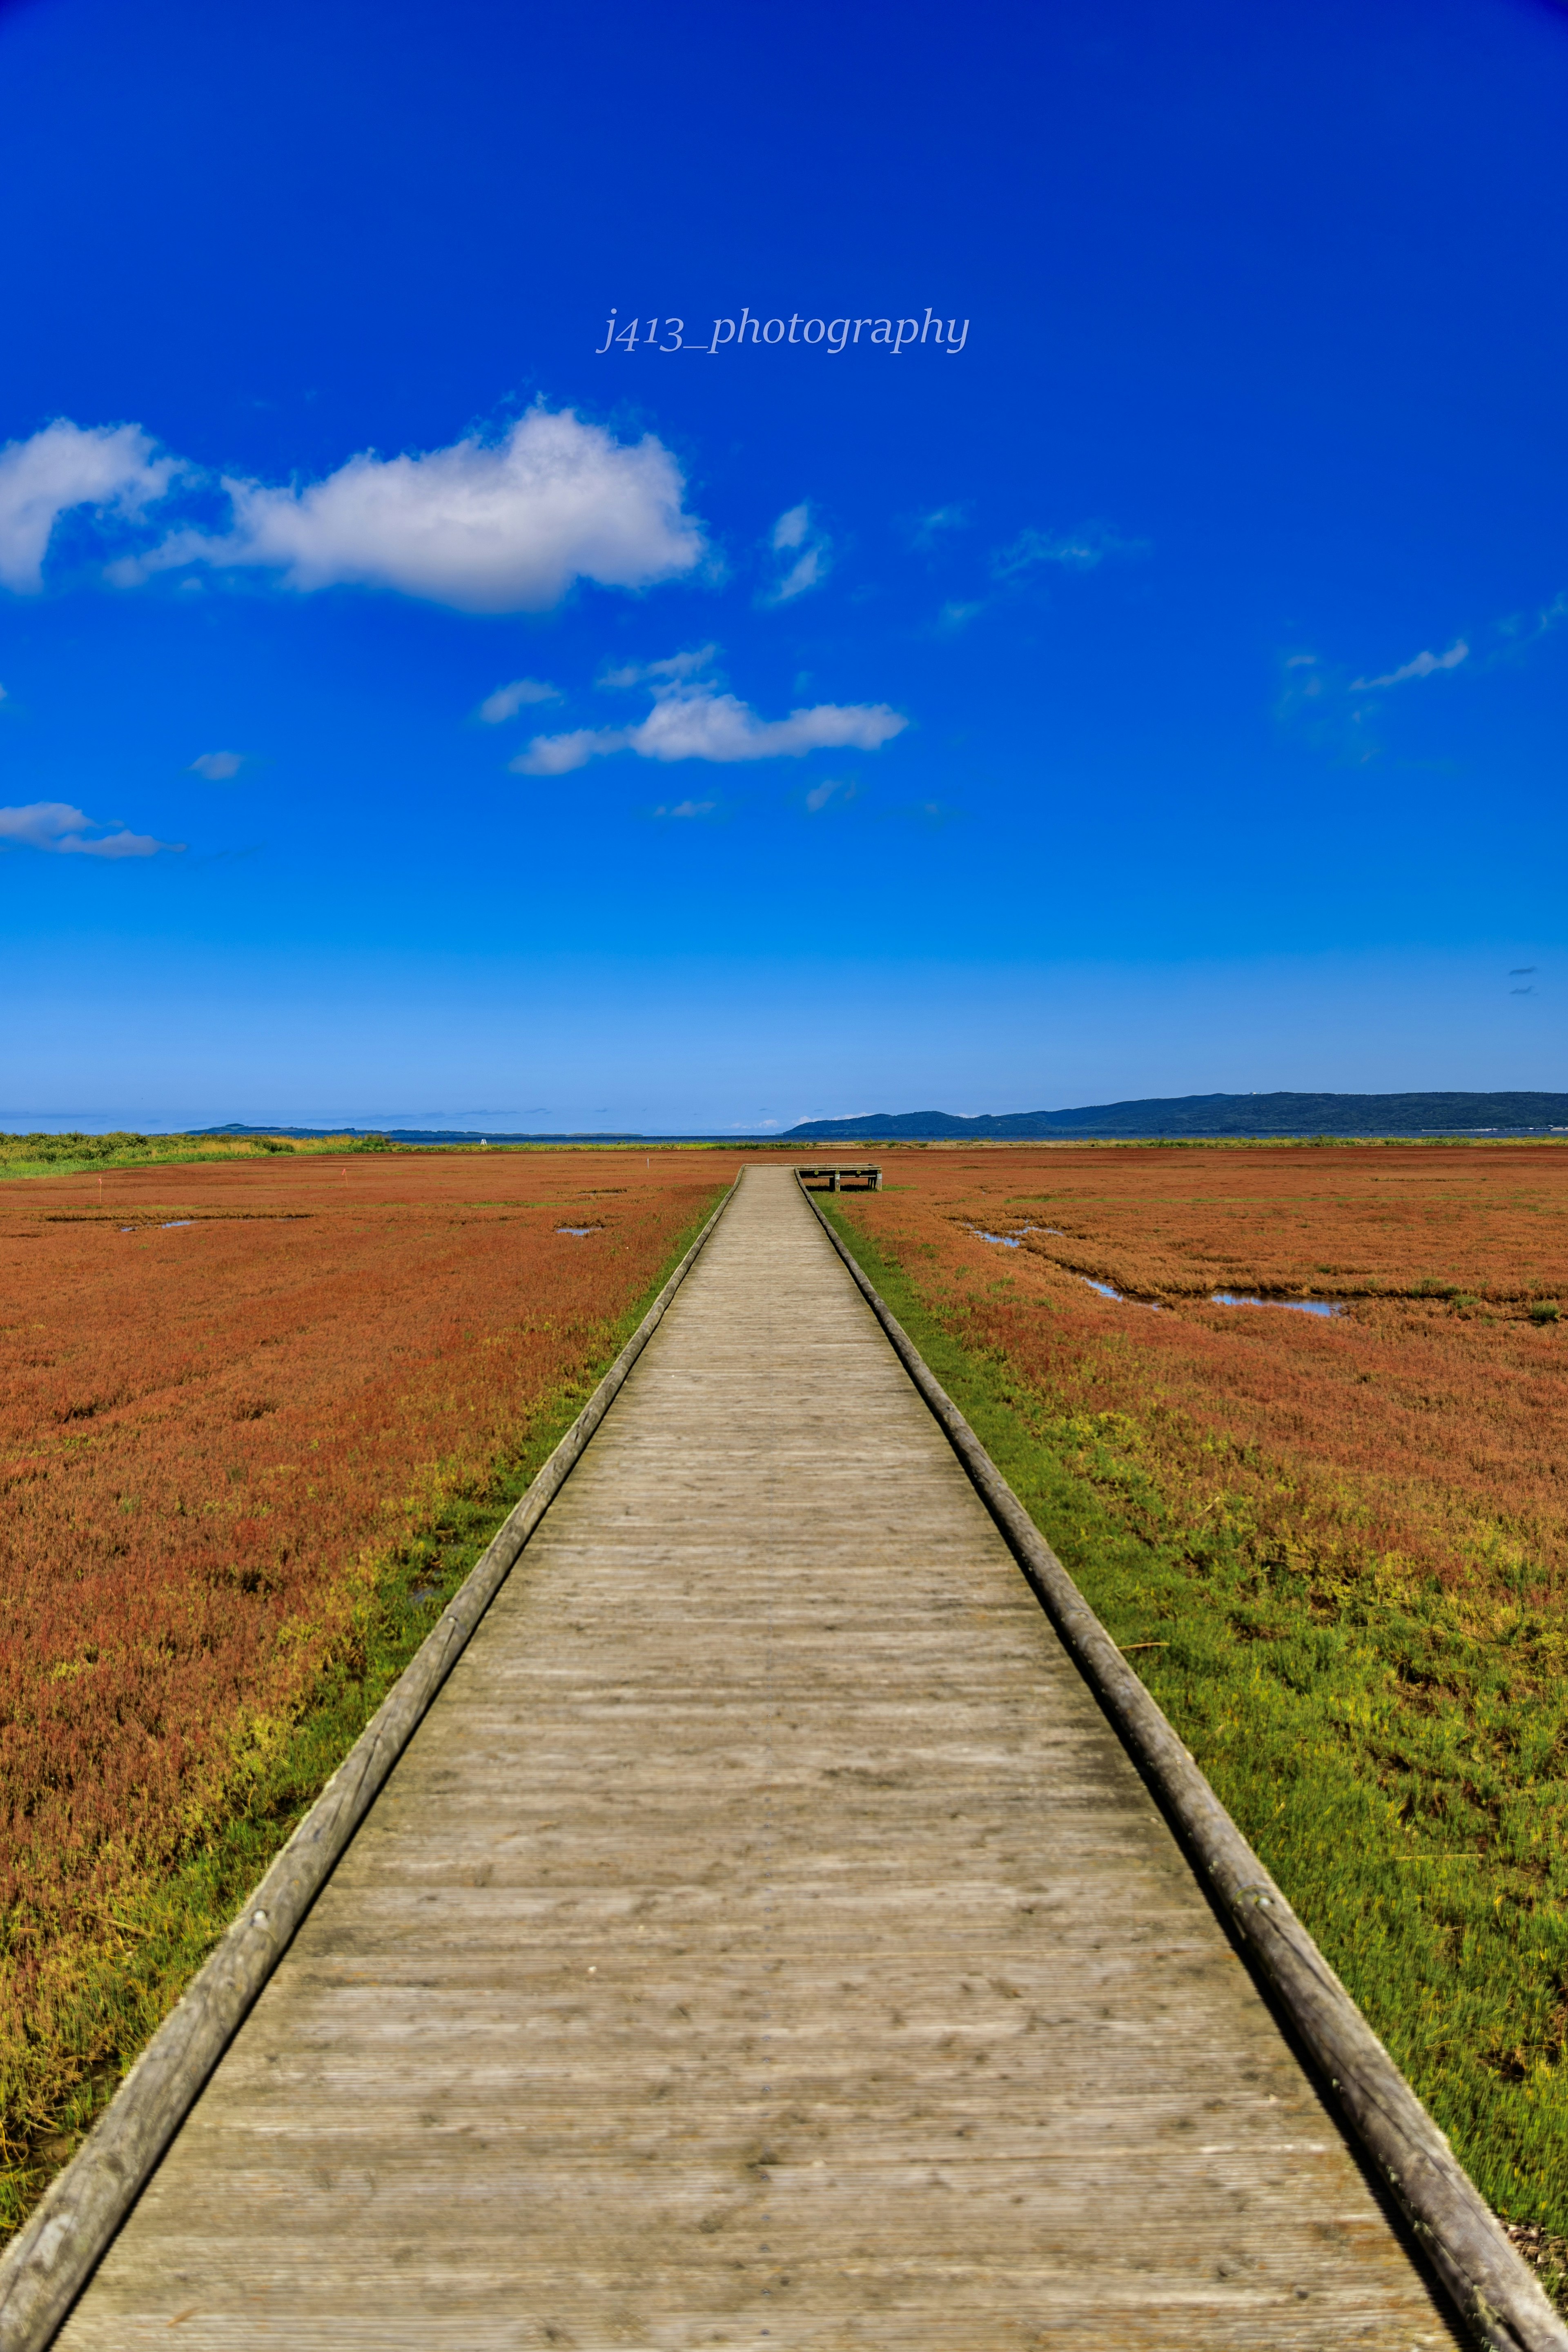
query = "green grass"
xmin=2 ymin=1194 xmax=719 ymax=2238
xmin=821 ymin=1199 xmax=1568 ymax=2281
xmin=0 ymin=1129 xmax=406 ymax=1181
xmin=0 ymin=1131 xmax=784 ymax=1182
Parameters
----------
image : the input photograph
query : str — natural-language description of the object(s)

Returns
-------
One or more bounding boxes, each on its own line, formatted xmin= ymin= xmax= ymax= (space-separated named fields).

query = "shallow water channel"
xmin=1212 ymin=1290 xmax=1343 ymax=1317
xmin=968 ymin=1225 xmax=1062 ymax=1247
xmin=968 ymin=1228 xmax=1343 ymax=1319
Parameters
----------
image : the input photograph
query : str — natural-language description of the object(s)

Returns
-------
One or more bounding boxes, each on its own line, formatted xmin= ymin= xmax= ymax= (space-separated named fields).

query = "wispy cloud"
xmin=600 ymin=644 xmax=717 ymax=691
xmin=1278 ymin=652 xmax=1327 ymax=704
xmin=649 ymin=798 xmax=716 ymax=820
xmin=761 ymin=501 xmax=831 ymax=604
xmin=0 ymin=801 xmax=183 ymax=857
xmin=188 ymin=750 xmax=245 ymax=780
xmin=911 ymin=503 xmax=970 ymax=549
xmin=991 ymin=520 xmax=1149 ymax=580
xmin=1274 ymin=650 xmax=1379 ymax=763
xmin=884 ymin=796 xmax=960 ymax=828
xmin=512 ymin=677 xmax=906 ymax=776
xmin=475 ymin=677 xmax=559 ymax=724
xmin=1352 ymin=638 xmax=1468 ymax=690
xmin=1496 ymin=591 xmax=1568 ymax=653
xmin=0 ymin=421 xmax=178 ymax=593
xmin=936 ymin=599 xmax=984 ymax=631
xmin=804 ymin=777 xmax=857 ymax=813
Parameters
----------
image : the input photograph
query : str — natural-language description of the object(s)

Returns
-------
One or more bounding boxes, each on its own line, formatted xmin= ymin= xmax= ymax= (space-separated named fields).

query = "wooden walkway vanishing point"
xmin=51 ymin=1167 xmax=1470 ymax=2349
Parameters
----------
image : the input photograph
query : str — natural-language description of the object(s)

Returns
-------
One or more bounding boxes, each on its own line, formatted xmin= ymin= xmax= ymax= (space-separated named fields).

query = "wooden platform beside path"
xmin=55 ymin=1166 xmax=1463 ymax=2349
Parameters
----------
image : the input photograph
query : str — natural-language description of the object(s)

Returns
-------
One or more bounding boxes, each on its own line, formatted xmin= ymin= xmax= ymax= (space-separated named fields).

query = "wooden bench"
xmin=795 ymin=1162 xmax=882 ymax=1192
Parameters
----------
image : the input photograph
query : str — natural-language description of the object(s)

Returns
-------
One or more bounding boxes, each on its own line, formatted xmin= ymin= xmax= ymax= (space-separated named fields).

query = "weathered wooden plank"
xmin=45 ymin=1169 xmax=1479 ymax=2347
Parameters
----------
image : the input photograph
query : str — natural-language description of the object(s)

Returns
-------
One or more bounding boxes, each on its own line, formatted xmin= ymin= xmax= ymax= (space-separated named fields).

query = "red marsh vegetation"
xmin=0 ymin=1147 xmax=728 ymax=2188
xmin=849 ymin=1143 xmax=1568 ymax=1598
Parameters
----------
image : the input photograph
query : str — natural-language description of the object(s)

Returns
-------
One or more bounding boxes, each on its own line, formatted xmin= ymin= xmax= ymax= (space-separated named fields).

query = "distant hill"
xmin=782 ymin=1092 xmax=1568 ymax=1141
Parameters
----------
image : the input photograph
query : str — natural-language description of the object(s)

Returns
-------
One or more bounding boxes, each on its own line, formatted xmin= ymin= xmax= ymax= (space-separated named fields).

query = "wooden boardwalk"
xmin=56 ymin=1167 xmax=1462 ymax=2350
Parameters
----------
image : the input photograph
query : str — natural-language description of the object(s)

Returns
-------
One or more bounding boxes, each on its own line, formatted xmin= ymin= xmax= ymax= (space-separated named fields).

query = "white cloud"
xmin=122 ymin=406 xmax=706 ymax=613
xmin=937 ymin=599 xmax=984 ymax=631
xmin=992 ymin=521 xmax=1148 ymax=579
xmin=600 ymin=644 xmax=716 ymax=690
xmin=0 ymin=421 xmax=176 ymax=593
xmin=0 ymin=802 xmax=91 ymax=849
xmin=189 ymin=750 xmax=245 ymax=780
xmin=773 ymin=547 xmax=826 ymax=601
xmin=512 ymin=727 xmax=613 ymax=777
xmin=0 ymin=801 xmax=181 ymax=857
xmin=60 ymin=828 xmax=174 ymax=859
xmin=476 ymin=677 xmax=559 ymax=723
xmin=762 ymin=501 xmax=831 ymax=604
xmin=772 ymin=503 xmax=811 ymax=553
xmin=650 ymin=799 xmax=715 ymax=820
xmin=511 ymin=682 xmax=906 ymax=775
xmin=638 ymin=686 xmax=905 ymax=762
xmin=1352 ymin=639 xmax=1468 ymax=689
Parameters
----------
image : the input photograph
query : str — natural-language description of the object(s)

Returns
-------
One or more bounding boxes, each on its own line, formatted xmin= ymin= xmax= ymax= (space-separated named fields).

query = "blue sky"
xmin=1 ymin=0 xmax=1564 ymax=1132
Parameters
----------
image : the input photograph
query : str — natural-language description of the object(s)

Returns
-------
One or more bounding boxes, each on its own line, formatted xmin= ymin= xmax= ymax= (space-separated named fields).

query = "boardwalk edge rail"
xmin=0 ymin=1178 xmax=741 ymax=2352
xmin=799 ymin=1173 xmax=1566 ymax=2352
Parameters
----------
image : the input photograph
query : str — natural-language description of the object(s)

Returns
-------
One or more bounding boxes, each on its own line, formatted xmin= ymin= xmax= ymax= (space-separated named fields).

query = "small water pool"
xmin=1081 ymin=1276 xmax=1159 ymax=1311
xmin=556 ymin=1226 xmax=598 ymax=1238
xmin=971 ymin=1223 xmax=1066 ymax=1248
xmin=1212 ymin=1291 xmax=1342 ymax=1318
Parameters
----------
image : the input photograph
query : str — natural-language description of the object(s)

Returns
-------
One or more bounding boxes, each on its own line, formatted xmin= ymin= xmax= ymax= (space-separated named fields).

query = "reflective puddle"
xmin=969 ymin=1223 xmax=1066 ymax=1247
xmin=1212 ymin=1291 xmax=1343 ymax=1318
xmin=1082 ymin=1276 xmax=1159 ymax=1311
